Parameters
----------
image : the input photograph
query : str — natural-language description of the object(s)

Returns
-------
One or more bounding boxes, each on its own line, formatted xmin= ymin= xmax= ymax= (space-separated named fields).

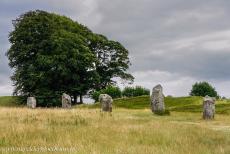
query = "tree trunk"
xmin=73 ymin=94 xmax=78 ymax=105
xmin=79 ymin=94 xmax=83 ymax=104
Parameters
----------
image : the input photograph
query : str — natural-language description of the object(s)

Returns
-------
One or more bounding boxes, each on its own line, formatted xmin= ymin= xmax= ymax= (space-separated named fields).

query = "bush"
xmin=91 ymin=86 xmax=122 ymax=102
xmin=121 ymin=87 xmax=134 ymax=97
xmin=190 ymin=81 xmax=218 ymax=98
xmin=122 ymin=86 xmax=150 ymax=97
xmin=91 ymin=91 xmax=101 ymax=103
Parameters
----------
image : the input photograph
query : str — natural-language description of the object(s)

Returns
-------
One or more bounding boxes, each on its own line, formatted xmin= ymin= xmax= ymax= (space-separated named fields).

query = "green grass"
xmin=1 ymin=95 xmax=230 ymax=115
xmin=0 ymin=96 xmax=24 ymax=107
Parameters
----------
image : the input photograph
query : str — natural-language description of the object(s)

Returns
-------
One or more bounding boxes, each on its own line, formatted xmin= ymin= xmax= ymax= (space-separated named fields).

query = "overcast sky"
xmin=1 ymin=0 xmax=230 ymax=97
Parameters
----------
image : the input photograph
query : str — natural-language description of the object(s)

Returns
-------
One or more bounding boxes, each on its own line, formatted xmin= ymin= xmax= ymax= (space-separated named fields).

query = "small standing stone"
xmin=203 ymin=95 xmax=215 ymax=120
xmin=99 ymin=94 xmax=113 ymax=112
xmin=151 ymin=84 xmax=165 ymax=113
xmin=27 ymin=97 xmax=36 ymax=109
xmin=62 ymin=93 xmax=71 ymax=108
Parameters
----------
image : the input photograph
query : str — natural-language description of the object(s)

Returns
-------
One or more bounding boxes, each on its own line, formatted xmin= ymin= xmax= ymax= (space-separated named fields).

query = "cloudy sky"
xmin=1 ymin=0 xmax=230 ymax=97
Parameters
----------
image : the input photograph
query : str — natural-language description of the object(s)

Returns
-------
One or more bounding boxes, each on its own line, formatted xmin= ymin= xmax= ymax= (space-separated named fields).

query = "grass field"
xmin=0 ymin=96 xmax=230 ymax=154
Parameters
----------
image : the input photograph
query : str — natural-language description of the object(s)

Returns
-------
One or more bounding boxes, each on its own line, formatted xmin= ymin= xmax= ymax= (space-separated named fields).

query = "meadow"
xmin=0 ymin=96 xmax=230 ymax=154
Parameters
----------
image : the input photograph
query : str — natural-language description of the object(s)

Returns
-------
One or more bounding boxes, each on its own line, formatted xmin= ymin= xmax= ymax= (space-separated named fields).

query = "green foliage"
xmin=91 ymin=86 xmax=122 ymax=102
xmin=91 ymin=91 xmax=101 ymax=102
xmin=92 ymin=85 xmax=149 ymax=102
xmin=103 ymin=86 xmax=122 ymax=99
xmin=7 ymin=10 xmax=133 ymax=105
xmin=190 ymin=81 xmax=218 ymax=98
xmin=36 ymin=96 xmax=61 ymax=107
xmin=122 ymin=86 xmax=150 ymax=97
xmin=89 ymin=34 xmax=134 ymax=90
xmin=7 ymin=10 xmax=96 ymax=97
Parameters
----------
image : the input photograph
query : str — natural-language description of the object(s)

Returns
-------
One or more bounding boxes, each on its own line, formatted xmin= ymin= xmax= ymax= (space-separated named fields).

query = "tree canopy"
xmin=189 ymin=81 xmax=218 ymax=98
xmin=7 ymin=10 xmax=133 ymax=104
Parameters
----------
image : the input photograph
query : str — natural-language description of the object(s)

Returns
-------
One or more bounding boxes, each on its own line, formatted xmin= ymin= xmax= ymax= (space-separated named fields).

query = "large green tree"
xmin=7 ymin=10 xmax=98 ymax=104
xmin=7 ymin=10 xmax=133 ymax=105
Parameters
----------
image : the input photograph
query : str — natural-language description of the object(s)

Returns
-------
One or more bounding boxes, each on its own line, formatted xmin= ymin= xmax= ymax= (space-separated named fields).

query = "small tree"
xmin=190 ymin=82 xmax=218 ymax=98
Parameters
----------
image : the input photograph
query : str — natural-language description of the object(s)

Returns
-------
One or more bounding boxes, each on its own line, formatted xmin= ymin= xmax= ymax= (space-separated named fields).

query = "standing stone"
xmin=99 ymin=94 xmax=113 ymax=112
xmin=62 ymin=93 xmax=71 ymax=108
xmin=203 ymin=95 xmax=215 ymax=120
xmin=151 ymin=84 xmax=165 ymax=113
xmin=27 ymin=97 xmax=36 ymax=109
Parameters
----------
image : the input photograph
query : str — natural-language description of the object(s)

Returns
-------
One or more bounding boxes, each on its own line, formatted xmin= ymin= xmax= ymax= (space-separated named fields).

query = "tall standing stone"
xmin=62 ymin=93 xmax=71 ymax=108
xmin=203 ymin=95 xmax=215 ymax=120
xmin=27 ymin=97 xmax=36 ymax=109
xmin=99 ymin=94 xmax=113 ymax=112
xmin=151 ymin=84 xmax=165 ymax=113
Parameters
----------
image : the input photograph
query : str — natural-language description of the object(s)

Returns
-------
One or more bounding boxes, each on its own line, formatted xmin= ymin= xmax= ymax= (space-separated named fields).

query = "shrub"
xmin=105 ymin=86 xmax=122 ymax=99
xmin=91 ymin=86 xmax=122 ymax=102
xmin=190 ymin=81 xmax=218 ymax=98
xmin=122 ymin=86 xmax=150 ymax=97
xmin=121 ymin=87 xmax=134 ymax=97
xmin=91 ymin=91 xmax=101 ymax=103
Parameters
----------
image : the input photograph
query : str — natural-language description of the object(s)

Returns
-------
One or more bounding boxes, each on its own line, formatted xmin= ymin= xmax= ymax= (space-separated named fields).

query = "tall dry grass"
xmin=0 ymin=107 xmax=229 ymax=154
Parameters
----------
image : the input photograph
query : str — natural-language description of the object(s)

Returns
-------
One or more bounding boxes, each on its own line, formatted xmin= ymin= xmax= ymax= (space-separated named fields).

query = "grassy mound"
xmin=80 ymin=95 xmax=230 ymax=115
xmin=0 ymin=96 xmax=24 ymax=107
xmin=1 ymin=95 xmax=230 ymax=114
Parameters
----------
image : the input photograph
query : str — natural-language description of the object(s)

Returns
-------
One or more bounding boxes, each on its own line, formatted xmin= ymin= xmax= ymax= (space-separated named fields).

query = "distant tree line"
xmin=7 ymin=10 xmax=133 ymax=106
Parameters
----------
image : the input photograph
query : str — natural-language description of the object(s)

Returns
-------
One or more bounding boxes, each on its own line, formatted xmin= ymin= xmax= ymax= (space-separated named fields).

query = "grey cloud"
xmin=94 ymin=0 xmax=230 ymax=42
xmin=1 ymin=0 xmax=230 ymax=96
xmin=131 ymin=50 xmax=230 ymax=80
xmin=89 ymin=0 xmax=230 ymax=82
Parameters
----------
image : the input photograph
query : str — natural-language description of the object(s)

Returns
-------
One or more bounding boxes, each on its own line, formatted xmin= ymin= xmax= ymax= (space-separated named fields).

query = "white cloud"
xmin=202 ymin=40 xmax=230 ymax=51
xmin=130 ymin=70 xmax=196 ymax=96
xmin=165 ymin=7 xmax=225 ymax=26
xmin=46 ymin=0 xmax=103 ymax=28
xmin=214 ymin=80 xmax=230 ymax=98
xmin=0 ymin=84 xmax=13 ymax=96
xmin=152 ymin=29 xmax=230 ymax=55
xmin=131 ymin=70 xmax=228 ymax=97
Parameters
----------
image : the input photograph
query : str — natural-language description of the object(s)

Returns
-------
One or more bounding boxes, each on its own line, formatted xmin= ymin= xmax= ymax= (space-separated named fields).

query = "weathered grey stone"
xmin=151 ymin=84 xmax=165 ymax=113
xmin=203 ymin=95 xmax=215 ymax=120
xmin=27 ymin=97 xmax=36 ymax=109
xmin=99 ymin=94 xmax=113 ymax=112
xmin=62 ymin=93 xmax=71 ymax=108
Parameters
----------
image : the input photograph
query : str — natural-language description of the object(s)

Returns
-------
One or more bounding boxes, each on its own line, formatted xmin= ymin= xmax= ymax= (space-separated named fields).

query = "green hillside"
xmin=1 ymin=95 xmax=230 ymax=114
xmin=0 ymin=96 xmax=23 ymax=107
xmin=81 ymin=95 xmax=230 ymax=114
